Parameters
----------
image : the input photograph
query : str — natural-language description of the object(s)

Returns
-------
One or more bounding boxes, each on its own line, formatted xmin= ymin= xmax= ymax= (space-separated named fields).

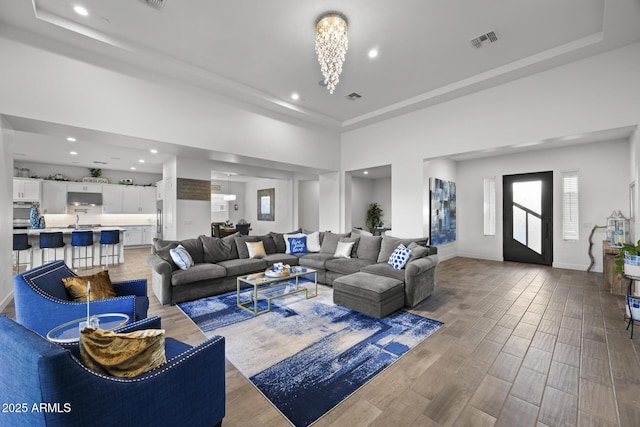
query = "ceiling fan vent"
xmin=471 ymin=30 xmax=498 ymax=48
xmin=138 ymin=0 xmax=165 ymax=10
xmin=346 ymin=92 xmax=362 ymax=101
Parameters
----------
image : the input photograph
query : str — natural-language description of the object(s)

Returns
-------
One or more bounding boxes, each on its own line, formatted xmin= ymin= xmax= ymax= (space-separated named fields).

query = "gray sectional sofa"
xmin=147 ymin=229 xmax=439 ymax=307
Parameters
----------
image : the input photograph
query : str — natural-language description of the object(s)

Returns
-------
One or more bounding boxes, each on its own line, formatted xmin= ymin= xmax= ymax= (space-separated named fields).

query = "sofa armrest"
xmin=112 ymin=279 xmax=147 ymax=297
xmin=147 ymin=254 xmax=174 ymax=305
xmin=404 ymin=255 xmax=439 ymax=307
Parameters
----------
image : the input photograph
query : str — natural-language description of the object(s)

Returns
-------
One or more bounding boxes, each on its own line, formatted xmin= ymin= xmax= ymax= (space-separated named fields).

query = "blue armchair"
xmin=13 ymin=260 xmax=149 ymax=337
xmin=0 ymin=315 xmax=225 ymax=427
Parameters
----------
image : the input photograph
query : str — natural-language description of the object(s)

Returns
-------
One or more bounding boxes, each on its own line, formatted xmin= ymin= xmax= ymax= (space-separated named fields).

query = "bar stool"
xmin=13 ymin=234 xmax=32 ymax=274
xmin=39 ymin=232 xmax=66 ymax=265
xmin=99 ymin=230 xmax=120 ymax=267
xmin=71 ymin=230 xmax=94 ymax=270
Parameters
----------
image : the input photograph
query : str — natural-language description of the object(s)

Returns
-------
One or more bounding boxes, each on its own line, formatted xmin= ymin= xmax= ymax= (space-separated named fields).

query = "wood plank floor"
xmin=5 ymin=249 xmax=640 ymax=426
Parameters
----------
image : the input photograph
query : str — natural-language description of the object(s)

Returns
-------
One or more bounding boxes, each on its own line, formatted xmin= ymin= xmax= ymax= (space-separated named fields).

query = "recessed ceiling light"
xmin=130 ymin=167 xmax=136 ymax=170
xmin=150 ymin=149 xmax=158 ymax=154
xmin=138 ymin=159 xmax=145 ymax=163
xmin=70 ymin=151 xmax=78 ymax=155
xmin=368 ymin=49 xmax=378 ymax=58
xmin=67 ymin=137 xmax=76 ymax=142
xmin=291 ymin=93 xmax=300 ymax=101
xmin=73 ymin=5 xmax=89 ymax=16
xmin=363 ymin=171 xmax=369 ymax=175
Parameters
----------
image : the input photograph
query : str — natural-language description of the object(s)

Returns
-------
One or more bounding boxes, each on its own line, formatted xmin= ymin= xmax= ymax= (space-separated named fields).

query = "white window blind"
xmin=562 ymin=171 xmax=579 ymax=240
xmin=483 ymin=177 xmax=496 ymax=236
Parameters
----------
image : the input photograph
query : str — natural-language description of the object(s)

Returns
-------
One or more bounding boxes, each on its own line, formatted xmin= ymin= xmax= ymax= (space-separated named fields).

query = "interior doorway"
xmin=503 ymin=171 xmax=553 ymax=265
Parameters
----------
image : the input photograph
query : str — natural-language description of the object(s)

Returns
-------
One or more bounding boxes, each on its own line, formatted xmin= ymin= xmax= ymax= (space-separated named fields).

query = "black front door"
xmin=503 ymin=171 xmax=553 ymax=265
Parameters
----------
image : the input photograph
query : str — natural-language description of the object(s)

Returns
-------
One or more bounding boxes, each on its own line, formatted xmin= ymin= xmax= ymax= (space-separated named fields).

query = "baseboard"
xmin=552 ymin=261 xmax=602 ymax=273
xmin=0 ymin=290 xmax=14 ymax=313
xmin=454 ymin=252 xmax=503 ymax=263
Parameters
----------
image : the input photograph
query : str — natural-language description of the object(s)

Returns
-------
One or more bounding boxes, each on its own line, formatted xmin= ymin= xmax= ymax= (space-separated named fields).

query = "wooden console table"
xmin=603 ymin=240 xmax=630 ymax=295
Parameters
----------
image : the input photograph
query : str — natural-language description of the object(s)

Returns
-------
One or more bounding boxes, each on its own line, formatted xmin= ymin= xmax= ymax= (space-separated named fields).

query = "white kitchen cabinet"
xmin=122 ymin=186 xmax=156 ymax=213
xmin=123 ymin=227 xmax=144 ymax=246
xmin=13 ymin=178 xmax=41 ymax=202
xmin=102 ymin=185 xmax=124 ymax=213
xmin=67 ymin=182 xmax=102 ymax=193
xmin=143 ymin=226 xmax=155 ymax=245
xmin=40 ymin=181 xmax=67 ymax=214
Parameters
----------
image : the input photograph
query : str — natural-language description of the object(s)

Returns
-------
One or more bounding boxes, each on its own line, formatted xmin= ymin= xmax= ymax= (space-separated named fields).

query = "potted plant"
xmin=366 ymin=202 xmax=383 ymax=233
xmin=614 ymin=240 xmax=640 ymax=276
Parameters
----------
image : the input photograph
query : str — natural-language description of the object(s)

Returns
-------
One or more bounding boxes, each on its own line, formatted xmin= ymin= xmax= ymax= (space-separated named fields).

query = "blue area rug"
xmin=178 ymin=281 xmax=443 ymax=426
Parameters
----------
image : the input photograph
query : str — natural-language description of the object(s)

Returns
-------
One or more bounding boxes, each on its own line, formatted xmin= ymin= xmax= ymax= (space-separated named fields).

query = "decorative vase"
xmin=29 ymin=206 xmax=39 ymax=229
xmin=38 ymin=216 xmax=46 ymax=229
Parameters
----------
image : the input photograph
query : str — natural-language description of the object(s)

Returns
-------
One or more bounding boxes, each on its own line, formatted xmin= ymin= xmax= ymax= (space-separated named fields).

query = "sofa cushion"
xmin=153 ymin=238 xmax=179 ymax=270
xmin=200 ymin=235 xmax=236 ymax=263
xmin=340 ymin=236 xmax=360 ymax=257
xmin=178 ymin=238 xmax=204 ymax=264
xmin=408 ymin=242 xmax=430 ymax=260
xmin=263 ymin=253 xmax=300 ymax=266
xmin=306 ymin=231 xmax=321 ymax=252
xmin=356 ymin=235 xmax=382 ymax=262
xmin=299 ymin=252 xmax=335 ymax=270
xmin=361 ymin=262 xmax=405 ymax=282
xmin=256 ymin=234 xmax=277 ymax=255
xmin=170 ymin=263 xmax=227 ymax=287
xmin=351 ymin=227 xmax=373 ymax=237
xmin=217 ymin=258 xmax=267 ymax=276
xmin=325 ymin=258 xmax=375 ymax=275
xmin=320 ymin=232 xmax=344 ymax=254
xmin=270 ymin=229 xmax=302 ymax=253
xmin=234 ymin=236 xmax=260 ymax=259
xmin=377 ymin=235 xmax=429 ymax=263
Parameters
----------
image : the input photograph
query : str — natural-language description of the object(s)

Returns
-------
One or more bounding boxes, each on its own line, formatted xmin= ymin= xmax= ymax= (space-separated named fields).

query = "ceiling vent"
xmin=346 ymin=92 xmax=362 ymax=101
xmin=138 ymin=0 xmax=165 ymax=10
xmin=471 ymin=30 xmax=498 ymax=48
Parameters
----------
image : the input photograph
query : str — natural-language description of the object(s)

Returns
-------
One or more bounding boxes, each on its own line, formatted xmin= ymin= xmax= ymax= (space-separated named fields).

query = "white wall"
xmin=1 ymin=119 xmax=14 ymax=311
xmin=175 ymin=157 xmax=214 ymax=240
xmin=342 ymin=42 xmax=640 ymax=239
xmin=456 ymin=139 xmax=629 ymax=272
xmin=298 ymin=180 xmax=319 ymax=231
xmin=243 ymin=178 xmax=294 ymax=235
xmin=320 ymin=172 xmax=341 ymax=232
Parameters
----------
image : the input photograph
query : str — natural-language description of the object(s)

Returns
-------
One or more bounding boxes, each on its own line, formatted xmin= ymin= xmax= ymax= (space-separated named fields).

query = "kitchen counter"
xmin=15 ymin=226 xmax=125 ymax=235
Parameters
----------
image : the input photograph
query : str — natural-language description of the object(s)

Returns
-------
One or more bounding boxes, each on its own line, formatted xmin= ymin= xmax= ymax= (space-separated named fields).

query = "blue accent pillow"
xmin=288 ymin=236 xmax=308 ymax=255
xmin=388 ymin=244 xmax=412 ymax=270
xmin=170 ymin=244 xmax=194 ymax=270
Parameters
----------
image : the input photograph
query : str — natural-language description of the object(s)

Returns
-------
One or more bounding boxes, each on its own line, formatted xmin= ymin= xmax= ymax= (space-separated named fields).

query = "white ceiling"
xmin=2 ymin=0 xmax=640 ymax=177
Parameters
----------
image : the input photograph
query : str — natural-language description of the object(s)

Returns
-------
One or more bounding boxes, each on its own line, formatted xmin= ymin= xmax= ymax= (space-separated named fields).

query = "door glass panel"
xmin=513 ymin=206 xmax=527 ymax=246
xmin=513 ymin=181 xmax=541 ymax=214
xmin=527 ymin=213 xmax=542 ymax=254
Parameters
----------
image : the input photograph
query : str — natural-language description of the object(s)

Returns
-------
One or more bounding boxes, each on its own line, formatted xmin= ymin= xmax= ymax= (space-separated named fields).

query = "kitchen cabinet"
xmin=102 ymin=185 xmax=124 ymax=213
xmin=13 ymin=178 xmax=41 ymax=202
xmin=123 ymin=225 xmax=155 ymax=246
xmin=41 ymin=181 xmax=67 ymax=214
xmin=67 ymin=183 xmax=103 ymax=193
xmin=122 ymin=186 xmax=156 ymax=213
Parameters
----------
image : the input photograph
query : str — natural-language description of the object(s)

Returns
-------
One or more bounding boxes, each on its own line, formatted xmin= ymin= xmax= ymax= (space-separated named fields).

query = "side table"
xmin=623 ymin=274 xmax=640 ymax=338
xmin=46 ymin=313 xmax=129 ymax=343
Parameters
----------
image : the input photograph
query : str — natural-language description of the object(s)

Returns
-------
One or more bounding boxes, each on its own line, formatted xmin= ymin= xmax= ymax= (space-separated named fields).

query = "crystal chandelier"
xmin=315 ymin=12 xmax=348 ymax=94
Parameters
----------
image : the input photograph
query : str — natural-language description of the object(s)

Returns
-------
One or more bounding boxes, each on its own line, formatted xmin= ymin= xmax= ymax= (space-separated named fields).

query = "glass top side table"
xmin=46 ymin=313 xmax=129 ymax=343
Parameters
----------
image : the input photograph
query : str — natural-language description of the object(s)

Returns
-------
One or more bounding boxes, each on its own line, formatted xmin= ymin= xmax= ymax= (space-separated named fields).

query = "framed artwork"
xmin=429 ymin=178 xmax=457 ymax=245
xmin=257 ymin=188 xmax=275 ymax=221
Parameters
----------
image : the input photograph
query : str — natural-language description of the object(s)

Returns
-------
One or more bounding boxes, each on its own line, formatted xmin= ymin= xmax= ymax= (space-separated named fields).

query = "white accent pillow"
xmin=169 ymin=244 xmax=194 ymax=270
xmin=246 ymin=241 xmax=266 ymax=259
xmin=306 ymin=231 xmax=321 ymax=252
xmin=283 ymin=233 xmax=305 ymax=254
xmin=334 ymin=241 xmax=355 ymax=258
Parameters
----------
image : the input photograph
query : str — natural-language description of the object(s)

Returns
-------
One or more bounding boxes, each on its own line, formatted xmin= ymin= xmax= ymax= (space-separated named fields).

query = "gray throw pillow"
xmin=408 ymin=241 xmax=429 ymax=260
xmin=178 ymin=238 xmax=204 ymax=264
xmin=153 ymin=238 xmax=179 ymax=270
xmin=351 ymin=227 xmax=373 ymax=237
xmin=378 ymin=235 xmax=429 ymax=263
xmin=257 ymin=235 xmax=277 ymax=255
xmin=356 ymin=235 xmax=382 ymax=262
xmin=200 ymin=235 xmax=235 ymax=263
xmin=320 ymin=232 xmax=341 ymax=254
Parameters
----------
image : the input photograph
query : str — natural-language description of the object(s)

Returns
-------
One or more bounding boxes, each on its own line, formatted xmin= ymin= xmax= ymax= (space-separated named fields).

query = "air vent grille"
xmin=138 ymin=0 xmax=165 ymax=10
xmin=346 ymin=92 xmax=362 ymax=101
xmin=471 ymin=30 xmax=498 ymax=48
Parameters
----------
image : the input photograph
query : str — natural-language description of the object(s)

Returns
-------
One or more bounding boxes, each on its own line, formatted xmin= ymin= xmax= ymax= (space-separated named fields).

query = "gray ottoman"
xmin=333 ymin=272 xmax=404 ymax=318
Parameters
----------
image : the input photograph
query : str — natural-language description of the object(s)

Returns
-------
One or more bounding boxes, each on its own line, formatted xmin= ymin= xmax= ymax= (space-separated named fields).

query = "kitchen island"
xmin=14 ymin=227 xmax=125 ymax=269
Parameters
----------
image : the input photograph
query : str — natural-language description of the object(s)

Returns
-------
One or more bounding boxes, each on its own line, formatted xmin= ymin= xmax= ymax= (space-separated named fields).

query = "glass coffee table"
xmin=237 ymin=267 xmax=317 ymax=315
xmin=46 ymin=313 xmax=130 ymax=343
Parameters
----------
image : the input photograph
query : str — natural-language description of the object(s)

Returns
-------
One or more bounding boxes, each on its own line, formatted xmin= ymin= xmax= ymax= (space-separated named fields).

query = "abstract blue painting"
xmin=430 ymin=177 xmax=457 ymax=245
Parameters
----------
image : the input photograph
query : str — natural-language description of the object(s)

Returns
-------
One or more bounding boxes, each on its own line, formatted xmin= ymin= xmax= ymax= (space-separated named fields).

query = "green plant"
xmin=89 ymin=168 xmax=102 ymax=177
xmin=366 ymin=202 xmax=383 ymax=231
xmin=614 ymin=240 xmax=640 ymax=274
